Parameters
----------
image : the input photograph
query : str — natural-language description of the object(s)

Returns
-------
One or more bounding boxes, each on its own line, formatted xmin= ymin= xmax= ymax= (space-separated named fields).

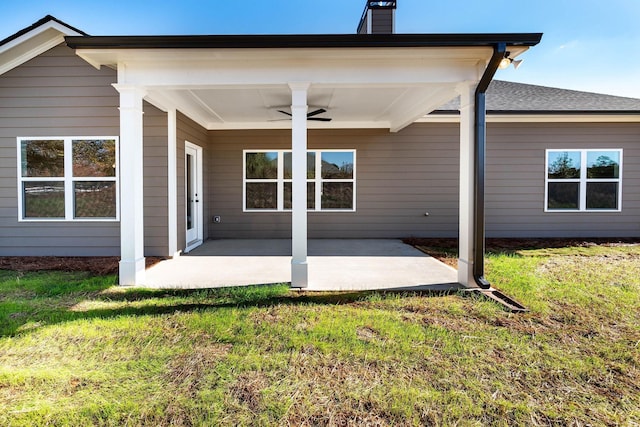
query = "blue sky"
xmin=2 ymin=0 xmax=639 ymax=98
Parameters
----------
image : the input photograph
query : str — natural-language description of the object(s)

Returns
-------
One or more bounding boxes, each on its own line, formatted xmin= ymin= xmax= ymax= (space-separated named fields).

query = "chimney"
xmin=357 ymin=1 xmax=397 ymax=34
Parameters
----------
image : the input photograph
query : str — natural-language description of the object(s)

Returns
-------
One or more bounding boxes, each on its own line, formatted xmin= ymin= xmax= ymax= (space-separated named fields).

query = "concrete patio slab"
xmin=143 ymin=239 xmax=460 ymax=291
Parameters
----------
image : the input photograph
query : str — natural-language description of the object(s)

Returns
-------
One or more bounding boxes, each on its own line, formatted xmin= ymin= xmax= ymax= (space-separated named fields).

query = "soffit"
xmin=76 ymin=45 xmax=528 ymax=131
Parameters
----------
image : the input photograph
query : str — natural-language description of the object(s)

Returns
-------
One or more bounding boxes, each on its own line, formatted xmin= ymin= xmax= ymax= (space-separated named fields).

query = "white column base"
xmin=292 ymin=261 xmax=308 ymax=288
xmin=457 ymin=258 xmax=477 ymax=288
xmin=119 ymin=257 xmax=146 ymax=286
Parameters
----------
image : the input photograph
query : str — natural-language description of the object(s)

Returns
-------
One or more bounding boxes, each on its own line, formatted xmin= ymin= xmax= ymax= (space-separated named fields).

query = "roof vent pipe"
xmin=357 ymin=1 xmax=397 ymax=34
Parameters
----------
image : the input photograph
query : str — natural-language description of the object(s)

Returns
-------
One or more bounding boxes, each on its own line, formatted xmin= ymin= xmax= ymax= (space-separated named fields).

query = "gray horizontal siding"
xmin=208 ymin=122 xmax=639 ymax=240
xmin=486 ymin=122 xmax=640 ymax=238
xmin=0 ymin=44 xmax=121 ymax=256
xmin=0 ymin=44 xmax=172 ymax=256
xmin=143 ymin=103 xmax=169 ymax=256
xmin=208 ymin=124 xmax=460 ymax=239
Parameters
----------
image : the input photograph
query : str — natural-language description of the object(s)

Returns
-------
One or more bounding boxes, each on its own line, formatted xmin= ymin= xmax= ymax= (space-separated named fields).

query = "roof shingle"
xmin=437 ymin=80 xmax=640 ymax=113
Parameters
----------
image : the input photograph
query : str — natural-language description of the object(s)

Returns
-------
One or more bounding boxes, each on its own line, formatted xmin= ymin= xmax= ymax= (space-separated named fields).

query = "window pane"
xmin=322 ymin=182 xmax=353 ymax=209
xmin=586 ymin=182 xmax=618 ymax=210
xmin=246 ymin=183 xmax=277 ymax=209
xmin=21 ymin=140 xmax=64 ymax=177
xmin=284 ymin=152 xmax=316 ymax=179
xmin=587 ymin=151 xmax=620 ymax=179
xmin=547 ymin=182 xmax=579 ymax=210
xmin=548 ymin=151 xmax=580 ymax=179
xmin=73 ymin=139 xmax=116 ymax=177
xmin=23 ymin=181 xmax=65 ymax=218
xmin=74 ymin=182 xmax=117 ymax=218
xmin=322 ymin=152 xmax=354 ymax=179
xmin=246 ymin=152 xmax=278 ymax=179
xmin=284 ymin=182 xmax=315 ymax=209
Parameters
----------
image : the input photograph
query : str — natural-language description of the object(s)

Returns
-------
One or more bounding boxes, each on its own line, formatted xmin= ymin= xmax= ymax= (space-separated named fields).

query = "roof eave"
xmin=65 ymin=33 xmax=543 ymax=50
xmin=421 ymin=111 xmax=640 ymax=123
xmin=0 ymin=16 xmax=86 ymax=75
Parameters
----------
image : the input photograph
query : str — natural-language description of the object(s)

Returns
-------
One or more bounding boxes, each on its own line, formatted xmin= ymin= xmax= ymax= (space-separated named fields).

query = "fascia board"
xmin=417 ymin=114 xmax=640 ymax=123
xmin=0 ymin=22 xmax=83 ymax=75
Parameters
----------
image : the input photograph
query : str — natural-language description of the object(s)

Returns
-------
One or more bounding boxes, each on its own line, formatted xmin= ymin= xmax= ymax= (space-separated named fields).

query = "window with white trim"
xmin=243 ymin=150 xmax=355 ymax=211
xmin=545 ymin=149 xmax=622 ymax=212
xmin=17 ymin=137 xmax=119 ymax=221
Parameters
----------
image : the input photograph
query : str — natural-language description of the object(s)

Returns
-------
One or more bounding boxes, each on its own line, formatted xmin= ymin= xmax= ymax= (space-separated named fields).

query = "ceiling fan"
xmin=273 ymin=107 xmax=332 ymax=122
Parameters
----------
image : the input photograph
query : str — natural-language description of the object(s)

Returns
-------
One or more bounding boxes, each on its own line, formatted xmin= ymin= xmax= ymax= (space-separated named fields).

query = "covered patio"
xmin=144 ymin=239 xmax=460 ymax=291
xmin=66 ymin=32 xmax=541 ymax=290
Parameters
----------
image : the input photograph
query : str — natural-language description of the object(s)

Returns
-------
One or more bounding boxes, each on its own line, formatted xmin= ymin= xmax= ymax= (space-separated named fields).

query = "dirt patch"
xmin=229 ymin=371 xmax=270 ymax=412
xmin=356 ymin=326 xmax=380 ymax=342
xmin=0 ymin=256 xmax=166 ymax=275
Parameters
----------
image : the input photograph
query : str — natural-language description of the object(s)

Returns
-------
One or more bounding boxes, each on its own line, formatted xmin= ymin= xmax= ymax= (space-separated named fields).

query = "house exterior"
xmin=0 ymin=3 xmax=638 ymax=288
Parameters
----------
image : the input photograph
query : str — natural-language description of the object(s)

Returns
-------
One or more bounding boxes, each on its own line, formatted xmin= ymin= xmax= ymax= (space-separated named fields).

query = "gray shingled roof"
xmin=436 ymin=80 xmax=640 ymax=113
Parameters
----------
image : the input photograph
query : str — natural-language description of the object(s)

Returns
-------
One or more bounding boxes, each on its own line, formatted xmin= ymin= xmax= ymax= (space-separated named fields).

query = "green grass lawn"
xmin=1 ymin=244 xmax=639 ymax=426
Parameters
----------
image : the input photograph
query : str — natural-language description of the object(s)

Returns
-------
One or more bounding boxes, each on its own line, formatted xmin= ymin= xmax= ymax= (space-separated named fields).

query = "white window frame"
xmin=243 ymin=149 xmax=356 ymax=212
xmin=17 ymin=136 xmax=120 ymax=222
xmin=544 ymin=148 xmax=622 ymax=213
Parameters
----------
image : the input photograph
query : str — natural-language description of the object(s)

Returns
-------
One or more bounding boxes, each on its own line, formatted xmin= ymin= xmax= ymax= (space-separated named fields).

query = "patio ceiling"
xmin=72 ymin=43 xmax=529 ymax=132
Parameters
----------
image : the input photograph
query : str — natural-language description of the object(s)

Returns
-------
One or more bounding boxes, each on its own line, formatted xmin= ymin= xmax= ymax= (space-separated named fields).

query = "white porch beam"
xmin=458 ymin=83 xmax=477 ymax=287
xmin=114 ymin=84 xmax=146 ymax=286
xmin=99 ymin=49 xmax=489 ymax=88
xmin=290 ymin=82 xmax=310 ymax=288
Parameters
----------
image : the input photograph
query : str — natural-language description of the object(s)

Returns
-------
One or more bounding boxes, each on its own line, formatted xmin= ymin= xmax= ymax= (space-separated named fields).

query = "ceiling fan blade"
xmin=307 ymin=108 xmax=327 ymax=118
xmin=308 ymin=117 xmax=332 ymax=122
xmin=277 ymin=109 xmax=292 ymax=117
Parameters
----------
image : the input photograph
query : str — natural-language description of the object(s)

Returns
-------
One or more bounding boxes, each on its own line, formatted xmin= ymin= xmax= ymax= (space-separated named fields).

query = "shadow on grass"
xmin=1 ymin=276 xmax=458 ymax=338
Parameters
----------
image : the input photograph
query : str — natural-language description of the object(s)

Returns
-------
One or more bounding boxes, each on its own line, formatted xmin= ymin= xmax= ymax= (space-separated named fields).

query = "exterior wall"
xmin=1 ymin=44 xmax=637 ymax=255
xmin=143 ymin=102 xmax=169 ymax=256
xmin=0 ymin=44 xmax=173 ymax=256
xmin=486 ymin=122 xmax=640 ymax=238
xmin=0 ymin=44 xmax=121 ymax=255
xmin=208 ymin=124 xmax=461 ymax=239
xmin=208 ymin=121 xmax=639 ymax=240
xmin=176 ymin=112 xmax=209 ymax=250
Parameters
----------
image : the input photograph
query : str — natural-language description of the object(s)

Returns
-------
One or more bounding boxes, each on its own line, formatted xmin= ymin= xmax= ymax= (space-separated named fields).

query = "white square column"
xmin=289 ymin=83 xmax=310 ymax=288
xmin=114 ymin=84 xmax=146 ymax=286
xmin=458 ymin=84 xmax=477 ymax=287
xmin=167 ymin=108 xmax=179 ymax=258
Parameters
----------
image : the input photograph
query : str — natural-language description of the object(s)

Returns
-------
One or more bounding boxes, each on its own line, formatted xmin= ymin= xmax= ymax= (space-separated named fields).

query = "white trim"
xmin=167 ymin=109 xmax=179 ymax=257
xmin=418 ymin=114 xmax=640 ymax=124
xmin=290 ymin=82 xmax=309 ymax=289
xmin=16 ymin=136 xmax=119 ymax=222
xmin=242 ymin=149 xmax=356 ymax=213
xmin=544 ymin=148 xmax=623 ymax=213
xmin=184 ymin=141 xmax=204 ymax=252
xmin=116 ymin=84 xmax=146 ymax=286
xmin=0 ymin=21 xmax=83 ymax=75
xmin=457 ymin=84 xmax=476 ymax=287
